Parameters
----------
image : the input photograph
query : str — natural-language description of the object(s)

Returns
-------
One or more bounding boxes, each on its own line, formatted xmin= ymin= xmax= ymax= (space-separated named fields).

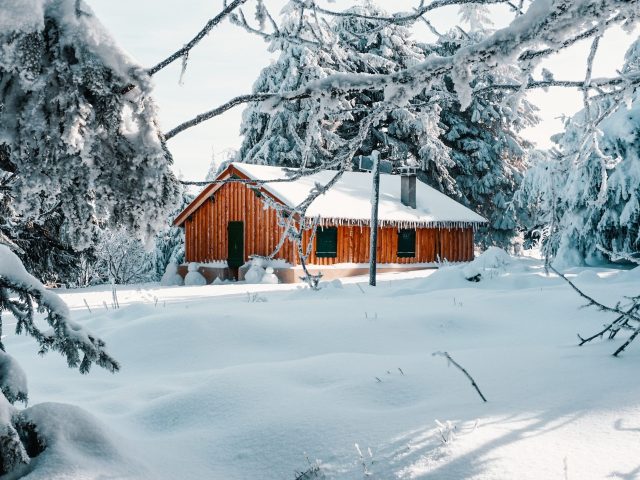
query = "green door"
xmin=227 ymin=222 xmax=244 ymax=268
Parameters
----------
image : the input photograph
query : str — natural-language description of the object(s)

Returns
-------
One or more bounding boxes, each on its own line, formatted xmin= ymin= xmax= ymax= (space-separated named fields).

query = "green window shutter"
xmin=315 ymin=227 xmax=338 ymax=258
xmin=397 ymin=229 xmax=416 ymax=258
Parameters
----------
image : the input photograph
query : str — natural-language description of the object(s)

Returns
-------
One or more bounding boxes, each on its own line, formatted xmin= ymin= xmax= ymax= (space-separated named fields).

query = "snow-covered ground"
xmin=5 ymin=250 xmax=640 ymax=479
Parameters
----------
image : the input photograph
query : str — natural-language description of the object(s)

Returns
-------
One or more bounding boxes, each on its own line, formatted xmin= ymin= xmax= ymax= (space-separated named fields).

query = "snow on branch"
xmin=165 ymin=0 xmax=639 ymax=139
xmin=548 ymin=264 xmax=640 ymax=356
xmin=293 ymin=0 xmax=520 ymax=25
xmin=147 ymin=0 xmax=249 ymax=76
xmin=0 ymin=246 xmax=119 ymax=374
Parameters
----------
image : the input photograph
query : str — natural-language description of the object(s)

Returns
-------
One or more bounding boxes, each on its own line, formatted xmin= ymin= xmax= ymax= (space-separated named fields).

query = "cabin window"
xmin=397 ymin=229 xmax=416 ymax=258
xmin=315 ymin=226 xmax=338 ymax=258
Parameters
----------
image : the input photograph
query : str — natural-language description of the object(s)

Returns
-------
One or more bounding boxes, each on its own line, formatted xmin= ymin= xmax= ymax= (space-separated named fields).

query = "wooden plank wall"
xmin=184 ymin=182 xmax=295 ymax=264
xmin=183 ymin=181 xmax=475 ymax=265
xmin=299 ymin=225 xmax=474 ymax=265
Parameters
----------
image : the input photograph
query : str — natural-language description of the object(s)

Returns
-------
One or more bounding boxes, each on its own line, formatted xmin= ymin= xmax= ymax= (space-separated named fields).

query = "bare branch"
xmin=549 ymin=264 xmax=640 ymax=356
xmin=295 ymin=0 xmax=515 ymax=25
xmin=147 ymin=0 xmax=249 ymax=76
xmin=164 ymin=92 xmax=303 ymax=141
xmin=433 ymin=351 xmax=487 ymax=402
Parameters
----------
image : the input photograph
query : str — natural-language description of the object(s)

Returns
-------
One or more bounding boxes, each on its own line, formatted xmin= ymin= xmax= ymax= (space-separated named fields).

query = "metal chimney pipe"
xmin=401 ymin=174 xmax=416 ymax=209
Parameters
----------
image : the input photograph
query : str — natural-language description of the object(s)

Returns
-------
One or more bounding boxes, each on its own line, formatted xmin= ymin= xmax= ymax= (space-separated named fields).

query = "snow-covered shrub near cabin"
xmin=153 ymin=191 xmax=193 ymax=280
xmin=244 ymin=258 xmax=267 ymax=284
xmin=0 ymin=245 xmax=118 ymax=474
xmin=160 ymin=262 xmax=184 ymax=287
xmin=184 ymin=263 xmax=207 ymax=286
xmin=261 ymin=267 xmax=279 ymax=284
xmin=94 ymin=229 xmax=155 ymax=285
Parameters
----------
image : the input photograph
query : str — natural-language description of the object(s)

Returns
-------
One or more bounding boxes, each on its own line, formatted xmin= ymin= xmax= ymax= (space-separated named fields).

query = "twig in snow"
xmin=548 ymin=264 xmax=640 ymax=356
xmin=102 ymin=301 xmax=109 ymax=310
xmin=374 ymin=376 xmax=382 ymax=383
xmin=398 ymin=367 xmax=405 ymax=376
xmin=82 ymin=298 xmax=92 ymax=314
xmin=433 ymin=351 xmax=487 ymax=402
xmin=354 ymin=443 xmax=373 ymax=477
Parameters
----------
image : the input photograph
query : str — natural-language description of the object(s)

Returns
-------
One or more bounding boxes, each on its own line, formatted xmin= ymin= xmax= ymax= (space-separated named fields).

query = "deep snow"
xmin=4 ymin=252 xmax=640 ymax=479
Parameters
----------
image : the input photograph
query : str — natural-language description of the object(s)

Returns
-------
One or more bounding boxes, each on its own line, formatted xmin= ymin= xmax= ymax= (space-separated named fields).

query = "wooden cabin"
xmin=173 ymin=162 xmax=487 ymax=283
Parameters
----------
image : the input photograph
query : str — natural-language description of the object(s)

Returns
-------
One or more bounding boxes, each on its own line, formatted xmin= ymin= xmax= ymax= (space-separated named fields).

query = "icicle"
xmin=178 ymin=51 xmax=189 ymax=86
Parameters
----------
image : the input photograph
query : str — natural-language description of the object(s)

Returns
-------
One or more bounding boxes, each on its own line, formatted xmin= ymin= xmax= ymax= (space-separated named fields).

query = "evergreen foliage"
xmin=237 ymin=2 xmax=539 ymax=247
xmin=0 ymin=0 xmax=179 ymax=277
xmin=518 ymin=40 xmax=640 ymax=265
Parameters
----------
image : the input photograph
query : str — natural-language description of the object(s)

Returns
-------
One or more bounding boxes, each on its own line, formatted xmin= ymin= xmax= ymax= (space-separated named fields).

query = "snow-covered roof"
xmin=176 ymin=162 xmax=487 ymax=228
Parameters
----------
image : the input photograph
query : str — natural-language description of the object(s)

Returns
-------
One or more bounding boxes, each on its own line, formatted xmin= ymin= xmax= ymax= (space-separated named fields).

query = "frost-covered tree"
xmin=425 ymin=27 xmax=539 ymax=247
xmin=153 ymin=191 xmax=195 ymax=279
xmin=237 ymin=3 xmax=347 ymax=167
xmin=0 ymin=0 xmax=179 ymax=255
xmin=236 ymin=2 xmax=538 ymax=246
xmin=0 ymin=0 xmax=182 ymax=472
xmin=518 ymin=39 xmax=640 ymax=265
xmin=94 ymin=229 xmax=155 ymax=284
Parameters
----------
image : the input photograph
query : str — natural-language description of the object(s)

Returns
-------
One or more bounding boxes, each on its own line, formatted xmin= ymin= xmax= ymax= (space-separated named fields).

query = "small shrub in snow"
xmin=244 ymin=257 xmax=268 ymax=284
xmin=294 ymin=455 xmax=323 ymax=480
xmin=354 ymin=443 xmax=374 ymax=477
xmin=184 ymin=263 xmax=207 ymax=286
xmin=246 ymin=292 xmax=267 ymax=303
xmin=160 ymin=263 xmax=184 ymax=287
xmin=261 ymin=267 xmax=279 ymax=284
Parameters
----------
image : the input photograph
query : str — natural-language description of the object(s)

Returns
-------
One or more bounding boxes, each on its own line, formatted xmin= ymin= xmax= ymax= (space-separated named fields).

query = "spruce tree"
xmin=238 ymin=2 xmax=538 ymax=247
xmin=520 ymin=39 xmax=640 ymax=264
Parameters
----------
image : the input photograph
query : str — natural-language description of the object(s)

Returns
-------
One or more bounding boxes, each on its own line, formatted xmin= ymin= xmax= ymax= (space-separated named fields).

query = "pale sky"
xmin=87 ymin=1 xmax=637 ymax=181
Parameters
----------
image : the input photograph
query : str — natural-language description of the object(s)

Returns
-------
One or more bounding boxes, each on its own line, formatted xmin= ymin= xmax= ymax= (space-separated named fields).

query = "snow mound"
xmin=184 ymin=263 xmax=207 ymax=286
xmin=160 ymin=263 xmax=183 ymax=287
xmin=19 ymin=402 xmax=145 ymax=479
xmin=261 ymin=267 xmax=279 ymax=284
xmin=244 ymin=258 xmax=281 ymax=284
xmin=462 ymin=246 xmax=511 ymax=281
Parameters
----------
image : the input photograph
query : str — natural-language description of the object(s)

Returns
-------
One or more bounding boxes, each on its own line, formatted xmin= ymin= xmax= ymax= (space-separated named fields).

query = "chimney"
xmin=400 ymin=171 xmax=417 ymax=209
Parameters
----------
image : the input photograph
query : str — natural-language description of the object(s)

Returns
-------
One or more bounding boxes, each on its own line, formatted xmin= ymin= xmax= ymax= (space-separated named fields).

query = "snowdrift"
xmin=3 ymin=251 xmax=639 ymax=479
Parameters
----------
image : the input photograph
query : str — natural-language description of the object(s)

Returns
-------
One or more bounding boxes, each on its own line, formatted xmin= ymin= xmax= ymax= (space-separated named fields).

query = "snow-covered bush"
xmin=153 ymin=191 xmax=193 ymax=280
xmin=244 ymin=258 xmax=267 ymax=284
xmin=160 ymin=263 xmax=184 ymax=287
xmin=184 ymin=263 xmax=207 ymax=286
xmin=94 ymin=229 xmax=155 ymax=285
xmin=261 ymin=266 xmax=279 ymax=284
xmin=0 ymin=245 xmax=118 ymax=473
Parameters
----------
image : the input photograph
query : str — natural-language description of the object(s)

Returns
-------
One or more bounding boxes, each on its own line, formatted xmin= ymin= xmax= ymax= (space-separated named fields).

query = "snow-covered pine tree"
xmin=420 ymin=23 xmax=539 ymax=247
xmin=0 ymin=0 xmax=179 ymax=255
xmin=0 ymin=0 xmax=178 ymax=472
xmin=237 ymin=2 xmax=538 ymax=247
xmin=328 ymin=3 xmax=450 ymax=175
xmin=0 ymin=242 xmax=119 ymax=473
xmin=519 ymin=40 xmax=640 ymax=265
xmin=237 ymin=2 xmax=348 ymax=167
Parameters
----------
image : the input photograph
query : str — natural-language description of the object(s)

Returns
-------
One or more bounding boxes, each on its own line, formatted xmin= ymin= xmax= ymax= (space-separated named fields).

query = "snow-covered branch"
xmin=165 ymin=0 xmax=638 ymax=140
xmin=147 ymin=0 xmax=249 ymax=76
